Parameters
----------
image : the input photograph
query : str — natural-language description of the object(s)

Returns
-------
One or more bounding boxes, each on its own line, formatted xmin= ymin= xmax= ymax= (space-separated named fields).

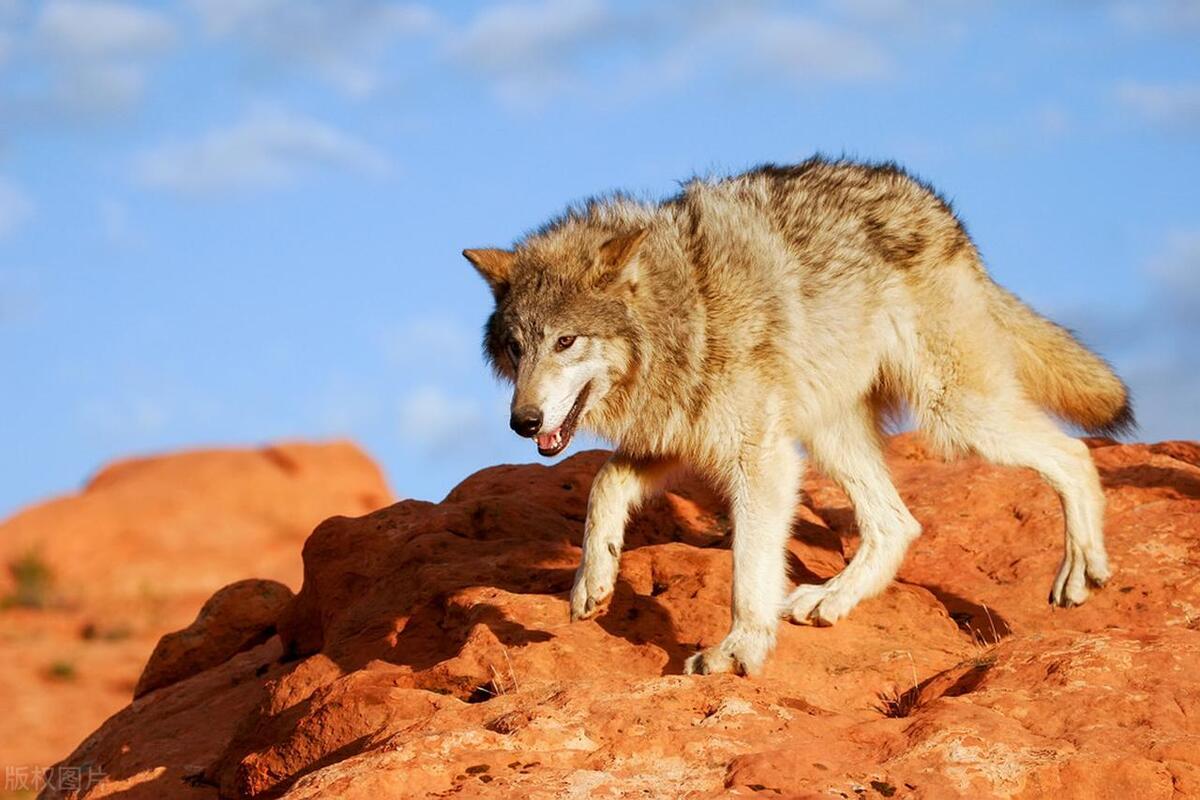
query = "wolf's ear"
xmin=594 ymin=229 xmax=648 ymax=291
xmin=462 ymin=248 xmax=516 ymax=297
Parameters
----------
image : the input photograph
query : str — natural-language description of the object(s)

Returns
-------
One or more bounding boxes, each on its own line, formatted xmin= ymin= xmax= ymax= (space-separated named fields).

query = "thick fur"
xmin=465 ymin=156 xmax=1133 ymax=676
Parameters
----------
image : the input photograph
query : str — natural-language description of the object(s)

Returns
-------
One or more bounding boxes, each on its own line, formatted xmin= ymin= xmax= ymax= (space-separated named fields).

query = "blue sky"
xmin=1 ymin=0 xmax=1197 ymax=516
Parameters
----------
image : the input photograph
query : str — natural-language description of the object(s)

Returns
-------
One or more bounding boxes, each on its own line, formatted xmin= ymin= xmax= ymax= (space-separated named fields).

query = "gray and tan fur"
xmin=463 ymin=156 xmax=1133 ymax=676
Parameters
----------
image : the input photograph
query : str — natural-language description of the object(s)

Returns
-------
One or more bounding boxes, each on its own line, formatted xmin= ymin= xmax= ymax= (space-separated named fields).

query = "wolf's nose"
xmin=510 ymin=407 xmax=543 ymax=437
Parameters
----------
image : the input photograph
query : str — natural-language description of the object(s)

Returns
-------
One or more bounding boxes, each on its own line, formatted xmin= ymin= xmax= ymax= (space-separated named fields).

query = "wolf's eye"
xmin=506 ymin=339 xmax=522 ymax=363
xmin=555 ymin=335 xmax=577 ymax=352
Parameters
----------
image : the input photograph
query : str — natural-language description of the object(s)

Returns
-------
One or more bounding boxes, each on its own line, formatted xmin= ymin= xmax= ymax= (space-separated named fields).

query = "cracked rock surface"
xmin=46 ymin=435 xmax=1200 ymax=799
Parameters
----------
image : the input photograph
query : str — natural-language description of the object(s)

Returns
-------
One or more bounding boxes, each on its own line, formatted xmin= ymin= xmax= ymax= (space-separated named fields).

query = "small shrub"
xmin=46 ymin=660 xmax=77 ymax=682
xmin=4 ymin=552 xmax=54 ymax=610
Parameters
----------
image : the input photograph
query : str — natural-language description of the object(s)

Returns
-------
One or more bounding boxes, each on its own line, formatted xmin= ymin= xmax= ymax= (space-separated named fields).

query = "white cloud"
xmin=453 ymin=0 xmax=612 ymax=73
xmin=135 ymin=109 xmax=393 ymax=193
xmin=832 ymin=0 xmax=921 ymax=22
xmin=0 ymin=176 xmax=33 ymax=238
xmin=12 ymin=1 xmax=177 ymax=116
xmin=191 ymin=0 xmax=435 ymax=38
xmin=630 ymin=6 xmax=892 ymax=104
xmin=188 ymin=0 xmax=438 ymax=98
xmin=448 ymin=0 xmax=612 ymax=107
xmin=398 ymin=385 xmax=483 ymax=452
xmin=55 ymin=60 xmax=146 ymax=113
xmin=730 ymin=13 xmax=889 ymax=82
xmin=36 ymin=0 xmax=174 ymax=59
xmin=449 ymin=0 xmax=891 ymax=109
xmin=1115 ymin=80 xmax=1200 ymax=130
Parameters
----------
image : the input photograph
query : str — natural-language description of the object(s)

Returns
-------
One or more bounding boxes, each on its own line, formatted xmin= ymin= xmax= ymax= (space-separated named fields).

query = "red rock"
xmin=42 ymin=435 xmax=1200 ymax=799
xmin=0 ymin=441 xmax=390 ymax=777
xmin=135 ymin=579 xmax=294 ymax=698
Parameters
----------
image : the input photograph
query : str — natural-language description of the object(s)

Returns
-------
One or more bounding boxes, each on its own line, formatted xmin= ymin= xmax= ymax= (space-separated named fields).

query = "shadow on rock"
xmin=905 ymin=582 xmax=1014 ymax=645
xmin=1099 ymin=464 xmax=1200 ymax=501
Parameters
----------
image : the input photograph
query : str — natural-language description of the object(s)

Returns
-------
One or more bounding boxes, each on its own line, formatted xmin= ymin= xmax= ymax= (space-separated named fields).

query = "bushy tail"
xmin=988 ymin=283 xmax=1135 ymax=437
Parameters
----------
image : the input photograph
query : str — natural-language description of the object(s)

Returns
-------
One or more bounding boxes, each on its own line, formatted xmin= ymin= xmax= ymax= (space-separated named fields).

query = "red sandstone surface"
xmin=0 ymin=443 xmax=391 ymax=790
xmin=32 ymin=435 xmax=1200 ymax=798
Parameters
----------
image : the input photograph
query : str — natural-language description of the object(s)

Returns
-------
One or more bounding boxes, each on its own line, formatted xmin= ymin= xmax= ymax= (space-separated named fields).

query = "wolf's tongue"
xmin=536 ymin=430 xmax=559 ymax=450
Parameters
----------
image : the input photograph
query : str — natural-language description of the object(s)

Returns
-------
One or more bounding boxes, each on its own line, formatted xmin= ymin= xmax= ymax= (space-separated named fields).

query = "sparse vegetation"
xmin=46 ymin=660 xmax=77 ymax=682
xmin=877 ymin=651 xmax=997 ymax=720
xmin=79 ymin=621 xmax=133 ymax=642
xmin=3 ymin=551 xmax=54 ymax=610
xmin=877 ymin=683 xmax=922 ymax=719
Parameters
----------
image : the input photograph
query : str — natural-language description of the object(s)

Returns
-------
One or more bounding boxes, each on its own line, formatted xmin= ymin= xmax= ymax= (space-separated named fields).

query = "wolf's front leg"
xmin=685 ymin=439 xmax=801 ymax=676
xmin=570 ymin=454 xmax=674 ymax=620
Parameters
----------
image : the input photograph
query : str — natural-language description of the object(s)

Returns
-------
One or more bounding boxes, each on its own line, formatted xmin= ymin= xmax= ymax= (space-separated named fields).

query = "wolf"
xmin=463 ymin=156 xmax=1133 ymax=676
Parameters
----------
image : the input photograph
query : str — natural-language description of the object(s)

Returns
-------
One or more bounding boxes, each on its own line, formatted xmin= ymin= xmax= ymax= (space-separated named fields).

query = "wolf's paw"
xmin=1049 ymin=546 xmax=1110 ymax=608
xmin=569 ymin=558 xmax=617 ymax=621
xmin=683 ymin=626 xmax=773 ymax=677
xmin=1087 ymin=558 xmax=1112 ymax=588
xmin=783 ymin=583 xmax=859 ymax=626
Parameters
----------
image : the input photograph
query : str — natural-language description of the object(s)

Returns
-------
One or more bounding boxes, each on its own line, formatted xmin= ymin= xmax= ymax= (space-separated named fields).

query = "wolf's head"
xmin=464 ymin=228 xmax=646 ymax=457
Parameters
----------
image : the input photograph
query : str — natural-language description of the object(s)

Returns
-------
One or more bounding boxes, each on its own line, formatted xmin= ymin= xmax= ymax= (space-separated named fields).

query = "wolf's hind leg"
xmin=941 ymin=398 xmax=1110 ymax=606
xmin=685 ymin=437 xmax=801 ymax=676
xmin=786 ymin=405 xmax=921 ymax=626
xmin=570 ymin=454 xmax=675 ymax=621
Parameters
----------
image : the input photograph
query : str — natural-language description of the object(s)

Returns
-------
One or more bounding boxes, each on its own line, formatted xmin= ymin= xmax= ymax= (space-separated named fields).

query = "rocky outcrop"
xmin=44 ymin=436 xmax=1200 ymax=799
xmin=0 ymin=442 xmax=390 ymax=778
xmin=135 ymin=579 xmax=295 ymax=698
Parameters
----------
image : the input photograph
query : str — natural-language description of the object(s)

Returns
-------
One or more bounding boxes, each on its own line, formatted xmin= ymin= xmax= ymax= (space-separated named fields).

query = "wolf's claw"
xmin=569 ymin=588 xmax=610 ymax=620
xmin=783 ymin=582 xmax=859 ymax=626
xmin=1049 ymin=545 xmax=1109 ymax=607
xmin=683 ymin=626 xmax=773 ymax=677
xmin=684 ymin=648 xmax=741 ymax=675
xmin=570 ymin=593 xmax=607 ymax=620
xmin=569 ymin=561 xmax=615 ymax=620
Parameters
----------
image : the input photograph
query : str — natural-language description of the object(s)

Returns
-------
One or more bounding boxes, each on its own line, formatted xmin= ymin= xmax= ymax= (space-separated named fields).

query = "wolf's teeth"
xmin=536 ymin=428 xmax=566 ymax=451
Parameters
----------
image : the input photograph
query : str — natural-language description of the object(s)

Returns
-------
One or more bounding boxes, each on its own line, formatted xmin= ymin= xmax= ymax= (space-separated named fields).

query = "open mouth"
xmin=535 ymin=382 xmax=591 ymax=458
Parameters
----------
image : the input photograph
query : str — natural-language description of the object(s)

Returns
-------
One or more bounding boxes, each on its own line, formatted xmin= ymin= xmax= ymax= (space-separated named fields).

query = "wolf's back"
xmin=988 ymin=284 xmax=1134 ymax=436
